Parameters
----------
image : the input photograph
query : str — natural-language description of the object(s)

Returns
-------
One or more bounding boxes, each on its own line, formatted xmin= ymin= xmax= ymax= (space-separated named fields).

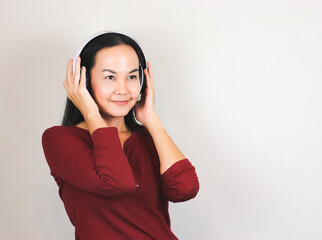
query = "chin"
xmin=100 ymin=108 xmax=133 ymax=119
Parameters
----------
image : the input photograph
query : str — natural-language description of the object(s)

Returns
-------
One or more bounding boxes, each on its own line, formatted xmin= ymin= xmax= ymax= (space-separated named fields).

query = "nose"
xmin=114 ymin=79 xmax=128 ymax=95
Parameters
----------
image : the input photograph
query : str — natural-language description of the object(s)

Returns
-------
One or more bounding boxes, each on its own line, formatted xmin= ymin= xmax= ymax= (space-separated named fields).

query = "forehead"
xmin=94 ymin=45 xmax=139 ymax=68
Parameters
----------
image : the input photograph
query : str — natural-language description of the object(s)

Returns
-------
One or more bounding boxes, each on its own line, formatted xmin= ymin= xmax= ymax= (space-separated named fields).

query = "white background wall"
xmin=1 ymin=0 xmax=321 ymax=239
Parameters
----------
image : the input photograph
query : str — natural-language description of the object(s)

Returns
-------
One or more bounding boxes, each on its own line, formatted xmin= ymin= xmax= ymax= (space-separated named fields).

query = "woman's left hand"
xmin=134 ymin=61 xmax=159 ymax=126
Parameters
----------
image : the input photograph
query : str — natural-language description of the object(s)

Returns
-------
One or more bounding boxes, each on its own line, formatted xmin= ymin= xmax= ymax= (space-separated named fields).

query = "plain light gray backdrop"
xmin=1 ymin=0 xmax=321 ymax=239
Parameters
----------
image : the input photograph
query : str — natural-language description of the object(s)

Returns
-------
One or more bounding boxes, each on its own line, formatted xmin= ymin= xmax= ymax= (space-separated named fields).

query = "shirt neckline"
xmin=69 ymin=125 xmax=137 ymax=147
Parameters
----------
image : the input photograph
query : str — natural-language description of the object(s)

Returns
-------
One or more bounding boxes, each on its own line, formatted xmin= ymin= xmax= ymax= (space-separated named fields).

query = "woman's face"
xmin=90 ymin=44 xmax=141 ymax=119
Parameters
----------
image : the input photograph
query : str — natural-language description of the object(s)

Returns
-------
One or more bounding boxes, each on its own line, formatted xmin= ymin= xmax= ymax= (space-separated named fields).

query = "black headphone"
xmin=72 ymin=31 xmax=147 ymax=95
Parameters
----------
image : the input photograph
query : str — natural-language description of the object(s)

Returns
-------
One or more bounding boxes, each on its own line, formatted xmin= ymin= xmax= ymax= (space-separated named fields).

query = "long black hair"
xmin=61 ymin=32 xmax=147 ymax=131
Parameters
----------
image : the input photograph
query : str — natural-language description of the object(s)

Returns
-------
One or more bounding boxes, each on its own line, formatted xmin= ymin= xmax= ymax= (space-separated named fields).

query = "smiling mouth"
xmin=112 ymin=101 xmax=129 ymax=105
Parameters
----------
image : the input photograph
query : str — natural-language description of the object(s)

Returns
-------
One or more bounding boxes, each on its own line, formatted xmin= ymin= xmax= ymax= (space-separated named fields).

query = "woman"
xmin=42 ymin=32 xmax=199 ymax=240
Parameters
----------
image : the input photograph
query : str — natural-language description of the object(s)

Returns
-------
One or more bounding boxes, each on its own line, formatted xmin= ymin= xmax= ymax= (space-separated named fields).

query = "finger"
xmin=63 ymin=80 xmax=71 ymax=99
xmin=63 ymin=78 xmax=67 ymax=89
xmin=65 ymin=58 xmax=73 ymax=86
xmin=147 ymin=61 xmax=154 ymax=86
xmin=73 ymin=56 xmax=81 ymax=86
xmin=147 ymin=61 xmax=153 ymax=78
xmin=80 ymin=66 xmax=86 ymax=87
xmin=146 ymin=62 xmax=154 ymax=87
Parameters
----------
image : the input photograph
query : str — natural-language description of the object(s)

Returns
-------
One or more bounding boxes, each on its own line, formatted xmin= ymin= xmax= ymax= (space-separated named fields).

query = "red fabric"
xmin=41 ymin=124 xmax=199 ymax=240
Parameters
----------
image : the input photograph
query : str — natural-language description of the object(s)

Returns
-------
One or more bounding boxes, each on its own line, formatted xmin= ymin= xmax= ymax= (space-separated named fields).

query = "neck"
xmin=101 ymin=116 xmax=130 ymax=133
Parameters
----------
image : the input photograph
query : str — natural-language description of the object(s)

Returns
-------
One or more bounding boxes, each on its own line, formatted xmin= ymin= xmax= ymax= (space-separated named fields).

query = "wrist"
xmin=84 ymin=111 xmax=101 ymax=121
xmin=83 ymin=111 xmax=110 ymax=135
xmin=144 ymin=114 xmax=164 ymax=134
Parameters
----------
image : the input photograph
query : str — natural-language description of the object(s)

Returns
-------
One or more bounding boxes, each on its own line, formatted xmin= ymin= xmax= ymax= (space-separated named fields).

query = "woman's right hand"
xmin=63 ymin=56 xmax=99 ymax=117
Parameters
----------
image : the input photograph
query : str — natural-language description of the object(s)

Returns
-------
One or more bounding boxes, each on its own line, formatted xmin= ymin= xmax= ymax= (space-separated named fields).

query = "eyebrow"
xmin=102 ymin=68 xmax=139 ymax=74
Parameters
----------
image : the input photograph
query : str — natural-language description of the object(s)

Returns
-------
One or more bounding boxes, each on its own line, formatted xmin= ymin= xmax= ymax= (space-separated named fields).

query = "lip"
xmin=112 ymin=101 xmax=129 ymax=105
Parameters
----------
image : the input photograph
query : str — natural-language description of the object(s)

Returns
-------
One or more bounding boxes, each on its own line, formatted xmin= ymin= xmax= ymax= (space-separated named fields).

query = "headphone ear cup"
xmin=139 ymin=63 xmax=147 ymax=94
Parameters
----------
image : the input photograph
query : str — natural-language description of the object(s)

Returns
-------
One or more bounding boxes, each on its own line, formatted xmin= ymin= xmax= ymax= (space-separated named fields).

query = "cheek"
xmin=92 ymin=84 xmax=113 ymax=99
xmin=128 ymin=81 xmax=141 ymax=96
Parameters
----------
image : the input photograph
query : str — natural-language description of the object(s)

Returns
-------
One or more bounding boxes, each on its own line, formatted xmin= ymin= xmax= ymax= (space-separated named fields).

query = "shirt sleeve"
xmin=160 ymin=159 xmax=200 ymax=203
xmin=41 ymin=126 xmax=137 ymax=198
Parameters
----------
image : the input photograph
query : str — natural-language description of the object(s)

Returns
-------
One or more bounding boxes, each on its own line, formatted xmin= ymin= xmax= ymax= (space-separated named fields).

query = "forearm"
xmin=84 ymin=111 xmax=110 ymax=136
xmin=145 ymin=114 xmax=186 ymax=174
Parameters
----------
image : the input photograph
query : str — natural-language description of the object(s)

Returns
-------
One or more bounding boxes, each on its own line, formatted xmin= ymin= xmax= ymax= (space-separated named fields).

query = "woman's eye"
xmin=104 ymin=75 xmax=115 ymax=80
xmin=129 ymin=75 xmax=138 ymax=80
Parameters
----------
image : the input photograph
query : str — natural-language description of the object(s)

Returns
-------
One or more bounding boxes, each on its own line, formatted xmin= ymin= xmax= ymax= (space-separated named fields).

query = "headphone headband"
xmin=72 ymin=31 xmax=109 ymax=75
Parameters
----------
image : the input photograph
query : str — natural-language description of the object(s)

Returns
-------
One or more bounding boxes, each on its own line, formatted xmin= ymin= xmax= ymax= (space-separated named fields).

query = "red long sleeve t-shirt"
xmin=41 ymin=124 xmax=199 ymax=240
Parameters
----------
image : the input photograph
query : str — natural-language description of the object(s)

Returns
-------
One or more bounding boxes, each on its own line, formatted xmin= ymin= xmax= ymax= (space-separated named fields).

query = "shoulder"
xmin=134 ymin=124 xmax=152 ymax=140
xmin=42 ymin=125 xmax=88 ymax=134
xmin=42 ymin=125 xmax=75 ymax=136
xmin=42 ymin=125 xmax=89 ymax=144
xmin=134 ymin=125 xmax=158 ymax=152
xmin=42 ymin=125 xmax=64 ymax=138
